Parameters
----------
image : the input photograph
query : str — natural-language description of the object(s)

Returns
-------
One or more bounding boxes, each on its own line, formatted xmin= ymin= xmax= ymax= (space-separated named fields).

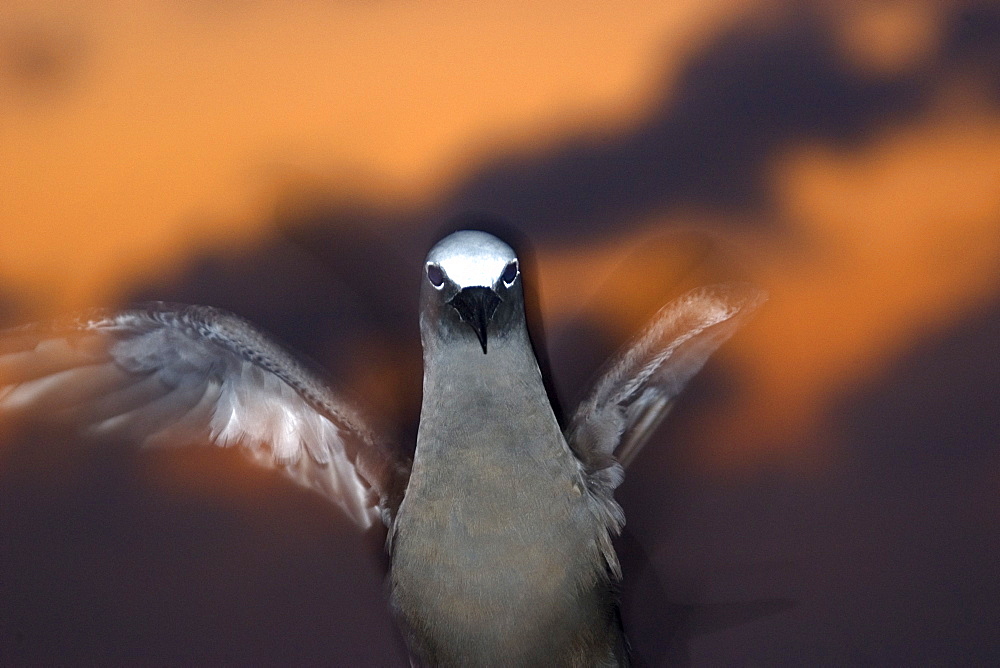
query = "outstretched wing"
xmin=565 ymin=284 xmax=765 ymax=483
xmin=0 ymin=303 xmax=409 ymax=530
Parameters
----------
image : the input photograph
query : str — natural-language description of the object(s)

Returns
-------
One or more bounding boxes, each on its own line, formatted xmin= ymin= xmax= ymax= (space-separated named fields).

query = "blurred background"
xmin=1 ymin=0 xmax=998 ymax=664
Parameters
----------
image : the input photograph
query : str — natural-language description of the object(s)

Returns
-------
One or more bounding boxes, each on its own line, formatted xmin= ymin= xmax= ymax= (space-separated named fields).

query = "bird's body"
xmin=393 ymin=326 xmax=624 ymax=665
xmin=0 ymin=228 xmax=764 ymax=666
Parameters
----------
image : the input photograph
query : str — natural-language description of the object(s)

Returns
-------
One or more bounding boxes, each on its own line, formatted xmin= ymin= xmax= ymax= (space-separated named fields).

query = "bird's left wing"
xmin=565 ymin=285 xmax=765 ymax=485
xmin=0 ymin=303 xmax=409 ymax=529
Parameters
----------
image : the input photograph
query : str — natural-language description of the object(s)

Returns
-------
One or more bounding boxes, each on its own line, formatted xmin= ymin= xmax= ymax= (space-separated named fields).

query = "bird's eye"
xmin=427 ymin=264 xmax=445 ymax=288
xmin=500 ymin=260 xmax=519 ymax=286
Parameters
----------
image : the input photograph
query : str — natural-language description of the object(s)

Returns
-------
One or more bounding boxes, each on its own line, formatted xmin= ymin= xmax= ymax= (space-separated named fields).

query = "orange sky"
xmin=2 ymin=0 xmax=774 ymax=308
xmin=3 ymin=0 xmax=998 ymax=470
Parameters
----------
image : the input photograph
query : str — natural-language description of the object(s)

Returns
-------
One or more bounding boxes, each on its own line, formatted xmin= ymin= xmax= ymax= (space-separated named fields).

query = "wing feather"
xmin=0 ymin=303 xmax=408 ymax=530
xmin=566 ymin=284 xmax=765 ymax=484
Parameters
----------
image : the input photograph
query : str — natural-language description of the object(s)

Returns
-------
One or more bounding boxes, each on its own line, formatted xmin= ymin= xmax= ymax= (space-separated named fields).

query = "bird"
xmin=0 ymin=229 xmax=764 ymax=666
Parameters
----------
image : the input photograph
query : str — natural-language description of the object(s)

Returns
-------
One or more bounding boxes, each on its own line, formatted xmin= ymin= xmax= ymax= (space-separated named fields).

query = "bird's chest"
xmin=389 ymin=448 xmax=608 ymax=664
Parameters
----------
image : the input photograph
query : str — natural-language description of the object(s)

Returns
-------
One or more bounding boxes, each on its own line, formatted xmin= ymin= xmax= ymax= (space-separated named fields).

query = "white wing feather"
xmin=566 ymin=284 xmax=765 ymax=481
xmin=0 ymin=304 xmax=406 ymax=530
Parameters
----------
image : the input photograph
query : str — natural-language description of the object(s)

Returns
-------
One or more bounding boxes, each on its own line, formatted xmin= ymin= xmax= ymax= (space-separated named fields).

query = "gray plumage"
xmin=0 ymin=229 xmax=764 ymax=666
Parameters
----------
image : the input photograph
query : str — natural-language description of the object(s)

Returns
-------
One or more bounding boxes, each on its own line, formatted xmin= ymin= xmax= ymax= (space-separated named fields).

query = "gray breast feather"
xmin=0 ymin=303 xmax=407 ymax=530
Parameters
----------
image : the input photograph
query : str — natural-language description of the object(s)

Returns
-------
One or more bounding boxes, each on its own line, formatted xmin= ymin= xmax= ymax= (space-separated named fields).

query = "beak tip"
xmin=449 ymin=286 xmax=501 ymax=355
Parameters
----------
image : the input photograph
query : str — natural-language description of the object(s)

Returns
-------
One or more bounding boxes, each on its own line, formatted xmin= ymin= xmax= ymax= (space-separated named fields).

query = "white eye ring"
xmin=500 ymin=260 xmax=519 ymax=287
xmin=426 ymin=264 xmax=446 ymax=289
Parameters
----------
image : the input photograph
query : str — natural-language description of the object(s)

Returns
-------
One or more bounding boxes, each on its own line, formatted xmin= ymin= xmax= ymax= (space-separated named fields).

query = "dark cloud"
xmin=612 ymin=288 xmax=1000 ymax=663
xmin=944 ymin=3 xmax=1000 ymax=101
xmin=0 ymin=431 xmax=406 ymax=664
xmin=0 ymin=24 xmax=87 ymax=97
xmin=442 ymin=7 xmax=929 ymax=239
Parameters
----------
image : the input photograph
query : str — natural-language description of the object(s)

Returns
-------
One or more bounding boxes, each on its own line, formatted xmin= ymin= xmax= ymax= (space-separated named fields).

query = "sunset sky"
xmin=2 ymin=0 xmax=998 ymax=663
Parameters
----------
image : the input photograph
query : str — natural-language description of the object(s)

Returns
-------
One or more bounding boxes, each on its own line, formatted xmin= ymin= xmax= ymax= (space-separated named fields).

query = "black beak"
xmin=448 ymin=286 xmax=502 ymax=354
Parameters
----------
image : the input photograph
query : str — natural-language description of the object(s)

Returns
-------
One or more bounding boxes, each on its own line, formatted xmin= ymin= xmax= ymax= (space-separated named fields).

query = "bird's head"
xmin=420 ymin=230 xmax=524 ymax=355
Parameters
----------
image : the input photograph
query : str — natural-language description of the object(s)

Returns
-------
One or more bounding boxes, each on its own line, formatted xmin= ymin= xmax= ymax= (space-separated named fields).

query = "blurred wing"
xmin=566 ymin=284 xmax=765 ymax=482
xmin=0 ymin=303 xmax=409 ymax=530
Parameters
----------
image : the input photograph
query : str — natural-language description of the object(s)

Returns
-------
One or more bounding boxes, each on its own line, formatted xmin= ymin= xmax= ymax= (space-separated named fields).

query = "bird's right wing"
xmin=565 ymin=284 xmax=765 ymax=482
xmin=0 ymin=303 xmax=409 ymax=530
